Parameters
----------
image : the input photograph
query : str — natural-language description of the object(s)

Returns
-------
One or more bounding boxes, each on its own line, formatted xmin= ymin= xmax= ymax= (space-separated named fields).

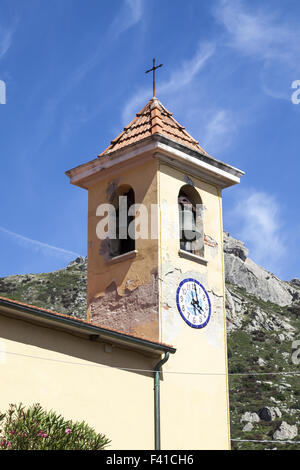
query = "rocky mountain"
xmin=224 ymin=232 xmax=300 ymax=450
xmin=1 ymin=233 xmax=299 ymax=450
xmin=0 ymin=257 xmax=87 ymax=319
xmin=224 ymin=231 xmax=300 ymax=308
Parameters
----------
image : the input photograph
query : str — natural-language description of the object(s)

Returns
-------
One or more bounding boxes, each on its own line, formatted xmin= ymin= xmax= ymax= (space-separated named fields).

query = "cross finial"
xmin=145 ymin=58 xmax=163 ymax=98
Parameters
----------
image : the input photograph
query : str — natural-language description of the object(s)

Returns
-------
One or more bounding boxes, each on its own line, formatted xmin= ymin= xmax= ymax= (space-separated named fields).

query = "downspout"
xmin=154 ymin=352 xmax=170 ymax=450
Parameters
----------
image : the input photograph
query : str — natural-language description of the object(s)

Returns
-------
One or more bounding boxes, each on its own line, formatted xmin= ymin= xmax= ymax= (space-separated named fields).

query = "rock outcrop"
xmin=273 ymin=422 xmax=298 ymax=441
xmin=223 ymin=232 xmax=300 ymax=306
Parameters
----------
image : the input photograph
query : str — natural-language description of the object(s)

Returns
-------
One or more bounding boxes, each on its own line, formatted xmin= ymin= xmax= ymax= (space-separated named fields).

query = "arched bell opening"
xmin=178 ymin=185 xmax=204 ymax=257
xmin=109 ymin=185 xmax=135 ymax=257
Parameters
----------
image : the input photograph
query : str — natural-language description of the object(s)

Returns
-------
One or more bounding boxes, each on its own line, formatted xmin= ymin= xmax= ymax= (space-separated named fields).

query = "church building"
xmin=0 ymin=79 xmax=244 ymax=449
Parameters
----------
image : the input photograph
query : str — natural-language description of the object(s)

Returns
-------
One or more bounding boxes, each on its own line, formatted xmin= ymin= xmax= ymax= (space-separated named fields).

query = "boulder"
xmin=240 ymin=412 xmax=260 ymax=424
xmin=273 ymin=421 xmax=298 ymax=440
xmin=257 ymin=357 xmax=266 ymax=367
xmin=242 ymin=422 xmax=253 ymax=432
xmin=258 ymin=407 xmax=281 ymax=422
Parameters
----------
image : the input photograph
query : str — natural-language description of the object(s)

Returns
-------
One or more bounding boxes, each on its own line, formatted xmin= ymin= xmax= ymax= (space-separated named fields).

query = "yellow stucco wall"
xmin=157 ymin=162 xmax=230 ymax=449
xmin=87 ymin=156 xmax=159 ymax=303
xmin=0 ymin=314 xmax=156 ymax=450
xmin=87 ymin=156 xmax=161 ymax=341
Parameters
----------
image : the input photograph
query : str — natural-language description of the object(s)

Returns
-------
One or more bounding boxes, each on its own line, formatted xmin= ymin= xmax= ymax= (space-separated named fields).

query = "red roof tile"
xmin=98 ymin=98 xmax=209 ymax=157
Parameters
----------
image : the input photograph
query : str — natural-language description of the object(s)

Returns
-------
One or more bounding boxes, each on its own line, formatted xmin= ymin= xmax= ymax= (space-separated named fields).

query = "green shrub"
xmin=274 ymin=392 xmax=285 ymax=402
xmin=230 ymin=363 xmax=246 ymax=374
xmin=0 ymin=403 xmax=110 ymax=450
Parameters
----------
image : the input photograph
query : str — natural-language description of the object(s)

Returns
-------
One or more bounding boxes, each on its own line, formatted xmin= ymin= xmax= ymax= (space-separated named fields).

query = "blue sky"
xmin=0 ymin=0 xmax=300 ymax=281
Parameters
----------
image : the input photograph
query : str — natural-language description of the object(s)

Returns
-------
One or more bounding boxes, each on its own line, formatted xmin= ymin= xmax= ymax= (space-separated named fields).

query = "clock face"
xmin=176 ymin=278 xmax=211 ymax=329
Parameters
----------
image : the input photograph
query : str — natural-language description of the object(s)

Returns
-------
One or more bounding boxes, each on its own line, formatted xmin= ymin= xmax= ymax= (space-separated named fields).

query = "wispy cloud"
xmin=24 ymin=0 xmax=145 ymax=158
xmin=229 ymin=189 xmax=286 ymax=274
xmin=67 ymin=0 xmax=144 ymax=91
xmin=202 ymin=109 xmax=236 ymax=153
xmin=214 ymin=0 xmax=300 ymax=100
xmin=0 ymin=226 xmax=81 ymax=260
xmin=0 ymin=25 xmax=14 ymax=59
xmin=109 ymin=0 xmax=144 ymax=39
xmin=159 ymin=42 xmax=216 ymax=93
xmin=122 ymin=41 xmax=216 ymax=124
xmin=214 ymin=0 xmax=298 ymax=61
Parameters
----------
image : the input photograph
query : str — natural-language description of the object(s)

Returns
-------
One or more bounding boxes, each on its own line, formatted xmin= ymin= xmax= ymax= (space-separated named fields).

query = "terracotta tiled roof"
xmin=0 ymin=296 xmax=174 ymax=350
xmin=98 ymin=98 xmax=209 ymax=157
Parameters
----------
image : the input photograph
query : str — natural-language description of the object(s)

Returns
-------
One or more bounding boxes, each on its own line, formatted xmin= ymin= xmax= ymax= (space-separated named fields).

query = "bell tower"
xmin=66 ymin=96 xmax=244 ymax=449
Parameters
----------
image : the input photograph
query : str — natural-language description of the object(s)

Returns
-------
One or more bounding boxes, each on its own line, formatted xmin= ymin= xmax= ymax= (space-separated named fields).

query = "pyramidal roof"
xmin=98 ymin=97 xmax=209 ymax=158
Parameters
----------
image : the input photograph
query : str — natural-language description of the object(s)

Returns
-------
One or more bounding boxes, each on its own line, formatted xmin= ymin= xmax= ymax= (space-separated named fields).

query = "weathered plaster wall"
xmin=157 ymin=162 xmax=230 ymax=449
xmin=87 ymin=157 xmax=160 ymax=341
xmin=0 ymin=313 xmax=156 ymax=450
xmin=90 ymin=272 xmax=159 ymax=340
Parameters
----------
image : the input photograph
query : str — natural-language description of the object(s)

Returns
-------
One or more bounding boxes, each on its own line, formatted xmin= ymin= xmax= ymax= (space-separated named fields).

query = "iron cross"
xmin=145 ymin=58 xmax=163 ymax=98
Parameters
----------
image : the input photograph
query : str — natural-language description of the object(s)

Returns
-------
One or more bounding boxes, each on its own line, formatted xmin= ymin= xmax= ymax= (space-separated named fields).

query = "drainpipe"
xmin=154 ymin=352 xmax=170 ymax=450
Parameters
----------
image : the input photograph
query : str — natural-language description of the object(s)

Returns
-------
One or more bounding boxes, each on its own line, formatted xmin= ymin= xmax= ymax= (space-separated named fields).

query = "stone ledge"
xmin=178 ymin=249 xmax=208 ymax=266
xmin=106 ymin=250 xmax=138 ymax=265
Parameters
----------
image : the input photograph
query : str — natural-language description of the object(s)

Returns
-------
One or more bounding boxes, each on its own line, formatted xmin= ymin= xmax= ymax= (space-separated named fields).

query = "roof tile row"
xmin=98 ymin=98 xmax=209 ymax=157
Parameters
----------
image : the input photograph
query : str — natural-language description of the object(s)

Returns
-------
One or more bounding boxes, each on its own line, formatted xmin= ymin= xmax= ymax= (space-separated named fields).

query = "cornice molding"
xmin=65 ymin=134 xmax=244 ymax=189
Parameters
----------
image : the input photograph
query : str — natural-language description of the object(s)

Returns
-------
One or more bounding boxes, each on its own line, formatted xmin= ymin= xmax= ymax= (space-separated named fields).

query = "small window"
xmin=110 ymin=186 xmax=135 ymax=258
xmin=178 ymin=185 xmax=204 ymax=257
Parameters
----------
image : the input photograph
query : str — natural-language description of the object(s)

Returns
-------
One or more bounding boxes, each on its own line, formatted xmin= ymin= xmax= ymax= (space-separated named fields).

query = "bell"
xmin=179 ymin=207 xmax=197 ymax=241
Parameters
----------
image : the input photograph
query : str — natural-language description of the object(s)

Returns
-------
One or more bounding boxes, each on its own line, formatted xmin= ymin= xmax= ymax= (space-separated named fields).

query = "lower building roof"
xmin=0 ymin=296 xmax=176 ymax=357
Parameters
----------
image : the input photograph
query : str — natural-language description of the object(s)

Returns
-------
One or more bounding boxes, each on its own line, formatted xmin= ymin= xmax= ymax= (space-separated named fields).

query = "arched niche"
xmin=110 ymin=185 xmax=135 ymax=257
xmin=178 ymin=184 xmax=204 ymax=257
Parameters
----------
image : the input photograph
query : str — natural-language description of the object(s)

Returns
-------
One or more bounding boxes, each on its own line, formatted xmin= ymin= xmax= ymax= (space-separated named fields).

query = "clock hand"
xmin=191 ymin=299 xmax=198 ymax=315
xmin=194 ymin=283 xmax=200 ymax=304
xmin=193 ymin=283 xmax=203 ymax=312
xmin=192 ymin=283 xmax=200 ymax=303
xmin=191 ymin=299 xmax=203 ymax=314
xmin=191 ymin=290 xmax=198 ymax=311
